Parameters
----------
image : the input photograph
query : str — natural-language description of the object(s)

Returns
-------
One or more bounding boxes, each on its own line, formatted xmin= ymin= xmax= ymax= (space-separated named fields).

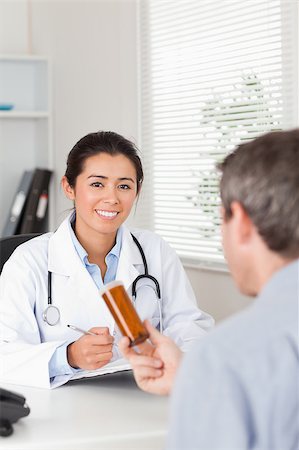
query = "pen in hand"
xmin=67 ymin=324 xmax=97 ymax=336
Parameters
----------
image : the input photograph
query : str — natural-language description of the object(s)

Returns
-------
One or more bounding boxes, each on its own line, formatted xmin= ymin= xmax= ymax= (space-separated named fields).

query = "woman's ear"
xmin=136 ymin=182 xmax=142 ymax=197
xmin=61 ymin=176 xmax=75 ymax=200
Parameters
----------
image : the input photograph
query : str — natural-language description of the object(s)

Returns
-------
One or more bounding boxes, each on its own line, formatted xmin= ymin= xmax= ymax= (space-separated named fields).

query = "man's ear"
xmin=61 ymin=176 xmax=75 ymax=200
xmin=230 ymin=201 xmax=253 ymax=244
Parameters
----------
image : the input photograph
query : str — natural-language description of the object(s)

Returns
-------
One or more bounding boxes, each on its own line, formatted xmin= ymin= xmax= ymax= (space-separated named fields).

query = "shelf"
xmin=0 ymin=54 xmax=48 ymax=62
xmin=0 ymin=55 xmax=53 ymax=234
xmin=0 ymin=58 xmax=49 ymax=111
xmin=0 ymin=111 xmax=49 ymax=119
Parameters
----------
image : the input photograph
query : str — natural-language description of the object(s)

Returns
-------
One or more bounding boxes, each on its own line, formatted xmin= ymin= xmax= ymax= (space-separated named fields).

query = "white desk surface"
xmin=0 ymin=371 xmax=169 ymax=450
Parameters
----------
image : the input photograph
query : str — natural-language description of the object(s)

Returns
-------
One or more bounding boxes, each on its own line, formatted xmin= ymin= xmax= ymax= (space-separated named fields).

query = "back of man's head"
xmin=218 ymin=129 xmax=299 ymax=259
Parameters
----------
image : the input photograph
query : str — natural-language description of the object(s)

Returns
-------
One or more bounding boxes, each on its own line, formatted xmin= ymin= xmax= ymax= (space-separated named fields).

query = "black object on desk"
xmin=0 ymin=388 xmax=30 ymax=437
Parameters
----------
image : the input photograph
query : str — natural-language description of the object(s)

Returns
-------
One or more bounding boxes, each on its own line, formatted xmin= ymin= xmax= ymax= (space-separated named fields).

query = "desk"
xmin=1 ymin=372 xmax=169 ymax=450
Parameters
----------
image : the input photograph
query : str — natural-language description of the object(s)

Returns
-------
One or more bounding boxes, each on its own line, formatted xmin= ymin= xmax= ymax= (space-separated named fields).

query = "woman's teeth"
xmin=96 ymin=210 xmax=118 ymax=218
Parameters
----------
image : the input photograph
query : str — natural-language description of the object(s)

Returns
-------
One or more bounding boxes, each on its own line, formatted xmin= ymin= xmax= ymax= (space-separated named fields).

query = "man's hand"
xmin=67 ymin=327 xmax=114 ymax=370
xmin=119 ymin=320 xmax=182 ymax=395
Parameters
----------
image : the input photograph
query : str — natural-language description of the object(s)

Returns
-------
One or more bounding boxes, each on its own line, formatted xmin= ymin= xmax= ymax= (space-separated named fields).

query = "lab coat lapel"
xmin=47 ymin=216 xmax=113 ymax=327
xmin=116 ymin=226 xmax=143 ymax=293
xmin=48 ymin=216 xmax=77 ymax=277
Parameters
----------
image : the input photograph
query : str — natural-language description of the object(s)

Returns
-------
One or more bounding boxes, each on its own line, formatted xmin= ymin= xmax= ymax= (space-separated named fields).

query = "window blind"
xmin=139 ymin=0 xmax=298 ymax=266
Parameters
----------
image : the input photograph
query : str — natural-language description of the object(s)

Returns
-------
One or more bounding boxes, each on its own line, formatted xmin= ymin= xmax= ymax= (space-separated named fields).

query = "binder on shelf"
xmin=2 ymin=170 xmax=34 ymax=237
xmin=20 ymin=168 xmax=53 ymax=234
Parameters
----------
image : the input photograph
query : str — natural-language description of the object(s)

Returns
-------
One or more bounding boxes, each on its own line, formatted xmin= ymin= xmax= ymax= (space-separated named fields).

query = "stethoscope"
xmin=42 ymin=233 xmax=163 ymax=331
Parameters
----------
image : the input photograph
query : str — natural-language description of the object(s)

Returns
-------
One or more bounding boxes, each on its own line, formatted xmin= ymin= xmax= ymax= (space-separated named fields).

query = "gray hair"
xmin=218 ymin=129 xmax=299 ymax=259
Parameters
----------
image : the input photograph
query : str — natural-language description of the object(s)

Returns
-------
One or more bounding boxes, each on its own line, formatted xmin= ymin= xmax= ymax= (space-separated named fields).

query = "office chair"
xmin=0 ymin=234 xmax=42 ymax=275
xmin=0 ymin=234 xmax=40 ymax=435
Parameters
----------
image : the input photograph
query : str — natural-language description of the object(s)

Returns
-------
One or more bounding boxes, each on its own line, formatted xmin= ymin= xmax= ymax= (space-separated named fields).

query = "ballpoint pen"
xmin=67 ymin=324 xmax=97 ymax=336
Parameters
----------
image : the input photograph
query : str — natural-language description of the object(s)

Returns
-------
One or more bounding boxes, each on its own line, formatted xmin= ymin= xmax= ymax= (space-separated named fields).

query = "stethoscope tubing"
xmin=43 ymin=233 xmax=162 ymax=331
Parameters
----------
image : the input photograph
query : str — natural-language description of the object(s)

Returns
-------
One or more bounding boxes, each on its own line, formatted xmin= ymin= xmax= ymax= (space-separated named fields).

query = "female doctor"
xmin=0 ymin=131 xmax=213 ymax=389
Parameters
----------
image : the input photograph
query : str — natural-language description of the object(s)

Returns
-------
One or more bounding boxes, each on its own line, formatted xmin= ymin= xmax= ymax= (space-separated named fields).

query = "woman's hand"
xmin=119 ymin=320 xmax=182 ymax=396
xmin=67 ymin=327 xmax=114 ymax=370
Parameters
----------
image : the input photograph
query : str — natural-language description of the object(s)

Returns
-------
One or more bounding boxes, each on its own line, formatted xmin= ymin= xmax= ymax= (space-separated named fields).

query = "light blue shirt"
xmin=167 ymin=260 xmax=299 ymax=450
xmin=69 ymin=214 xmax=123 ymax=289
xmin=48 ymin=213 xmax=123 ymax=378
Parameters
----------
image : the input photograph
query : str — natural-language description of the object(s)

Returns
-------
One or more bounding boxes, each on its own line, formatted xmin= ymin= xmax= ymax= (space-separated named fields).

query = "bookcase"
xmin=0 ymin=55 xmax=53 ymax=236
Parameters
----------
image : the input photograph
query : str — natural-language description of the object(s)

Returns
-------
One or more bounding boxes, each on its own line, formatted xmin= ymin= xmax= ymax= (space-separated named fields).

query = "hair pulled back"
xmin=65 ymin=131 xmax=143 ymax=193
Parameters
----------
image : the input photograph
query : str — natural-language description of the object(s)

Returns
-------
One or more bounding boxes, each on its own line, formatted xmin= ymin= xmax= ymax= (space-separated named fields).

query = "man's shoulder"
xmin=189 ymin=287 xmax=297 ymax=378
xmin=193 ymin=304 xmax=261 ymax=358
xmin=197 ymin=261 xmax=298 ymax=360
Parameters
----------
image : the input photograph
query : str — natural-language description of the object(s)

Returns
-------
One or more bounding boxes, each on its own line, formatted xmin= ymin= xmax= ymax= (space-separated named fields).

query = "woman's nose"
xmin=102 ymin=187 xmax=120 ymax=204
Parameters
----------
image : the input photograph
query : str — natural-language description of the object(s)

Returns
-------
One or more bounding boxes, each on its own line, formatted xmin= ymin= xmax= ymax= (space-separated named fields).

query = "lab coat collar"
xmin=116 ymin=226 xmax=144 ymax=290
xmin=47 ymin=215 xmax=115 ymax=329
xmin=48 ymin=214 xmax=83 ymax=276
xmin=48 ymin=215 xmax=144 ymax=286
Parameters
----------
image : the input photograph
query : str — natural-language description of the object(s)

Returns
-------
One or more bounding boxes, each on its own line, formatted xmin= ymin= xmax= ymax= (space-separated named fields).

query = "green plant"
xmin=187 ymin=71 xmax=281 ymax=240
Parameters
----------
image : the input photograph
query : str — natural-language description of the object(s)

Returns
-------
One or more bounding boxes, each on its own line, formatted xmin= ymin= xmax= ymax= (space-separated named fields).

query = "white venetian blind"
xmin=139 ymin=0 xmax=298 ymax=265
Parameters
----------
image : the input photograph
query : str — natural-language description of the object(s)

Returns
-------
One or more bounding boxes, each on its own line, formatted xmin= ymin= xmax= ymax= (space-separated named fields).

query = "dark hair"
xmin=218 ymin=129 xmax=299 ymax=258
xmin=65 ymin=131 xmax=144 ymax=193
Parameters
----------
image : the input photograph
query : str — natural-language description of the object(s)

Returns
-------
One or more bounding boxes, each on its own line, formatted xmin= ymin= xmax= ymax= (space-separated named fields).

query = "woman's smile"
xmin=95 ymin=209 xmax=119 ymax=219
xmin=63 ymin=152 xmax=138 ymax=239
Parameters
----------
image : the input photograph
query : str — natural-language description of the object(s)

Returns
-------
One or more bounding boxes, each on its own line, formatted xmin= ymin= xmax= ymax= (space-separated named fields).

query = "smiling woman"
xmin=0 ymin=130 xmax=214 ymax=389
xmin=62 ymin=152 xmax=138 ymax=267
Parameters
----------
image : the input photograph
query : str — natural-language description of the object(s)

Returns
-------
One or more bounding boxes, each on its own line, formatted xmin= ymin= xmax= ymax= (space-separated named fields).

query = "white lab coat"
xmin=0 ymin=216 xmax=213 ymax=389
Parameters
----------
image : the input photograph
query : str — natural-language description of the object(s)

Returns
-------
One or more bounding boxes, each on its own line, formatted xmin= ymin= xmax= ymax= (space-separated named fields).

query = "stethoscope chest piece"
xmin=42 ymin=305 xmax=60 ymax=326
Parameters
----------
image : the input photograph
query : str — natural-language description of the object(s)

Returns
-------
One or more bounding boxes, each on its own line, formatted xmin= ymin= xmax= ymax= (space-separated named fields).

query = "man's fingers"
xmin=118 ymin=336 xmax=134 ymax=357
xmin=144 ymin=319 xmax=164 ymax=345
xmin=135 ymin=339 xmax=155 ymax=356
xmin=136 ymin=366 xmax=163 ymax=379
xmin=122 ymin=350 xmax=163 ymax=369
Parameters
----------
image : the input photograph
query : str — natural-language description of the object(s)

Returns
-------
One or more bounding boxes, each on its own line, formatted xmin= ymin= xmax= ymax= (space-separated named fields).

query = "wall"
xmin=0 ymin=0 xmax=139 ymax=225
xmin=0 ymin=0 xmax=252 ymax=323
xmin=31 ymin=0 xmax=139 ymax=225
xmin=0 ymin=1 xmax=28 ymax=54
xmin=185 ymin=266 xmax=252 ymax=323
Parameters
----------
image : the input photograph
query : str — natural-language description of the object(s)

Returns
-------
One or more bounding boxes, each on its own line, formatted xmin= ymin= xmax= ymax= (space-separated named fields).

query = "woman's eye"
xmin=118 ymin=184 xmax=131 ymax=190
xmin=91 ymin=182 xmax=103 ymax=188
